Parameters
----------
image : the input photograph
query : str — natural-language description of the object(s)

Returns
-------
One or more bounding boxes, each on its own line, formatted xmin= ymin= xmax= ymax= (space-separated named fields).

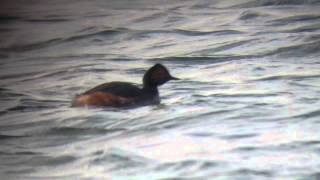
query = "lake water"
xmin=1 ymin=0 xmax=320 ymax=179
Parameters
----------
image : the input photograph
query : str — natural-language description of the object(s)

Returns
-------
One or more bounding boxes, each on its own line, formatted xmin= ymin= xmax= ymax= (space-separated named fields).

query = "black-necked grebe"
xmin=72 ymin=64 xmax=179 ymax=107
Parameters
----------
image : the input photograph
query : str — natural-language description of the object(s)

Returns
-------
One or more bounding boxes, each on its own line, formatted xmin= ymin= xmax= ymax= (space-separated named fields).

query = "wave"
xmin=231 ymin=168 xmax=274 ymax=177
xmin=220 ymin=133 xmax=258 ymax=140
xmin=0 ymin=71 xmax=47 ymax=81
xmin=285 ymin=24 xmax=320 ymax=33
xmin=239 ymin=10 xmax=270 ymax=20
xmin=26 ymin=18 xmax=71 ymax=23
xmin=1 ymin=38 xmax=62 ymax=53
xmin=133 ymin=12 xmax=167 ymax=23
xmin=154 ymin=160 xmax=221 ymax=172
xmin=138 ymin=29 xmax=243 ymax=36
xmin=0 ymin=134 xmax=27 ymax=140
xmin=44 ymin=127 xmax=126 ymax=136
xmin=90 ymin=148 xmax=150 ymax=167
xmin=231 ymin=0 xmax=320 ymax=8
xmin=64 ymin=29 xmax=123 ymax=42
xmin=0 ymin=15 xmax=71 ymax=24
xmin=292 ymin=109 xmax=320 ymax=119
xmin=0 ymin=15 xmax=21 ymax=23
xmin=1 ymin=27 xmax=243 ymax=53
xmin=189 ymin=39 xmax=256 ymax=54
xmin=0 ymin=88 xmax=26 ymax=97
xmin=1 ymin=96 xmax=67 ymax=114
xmin=212 ymin=93 xmax=278 ymax=98
xmin=1 ymin=28 xmax=125 ymax=52
xmin=263 ymin=40 xmax=320 ymax=57
xmin=270 ymin=15 xmax=320 ymax=25
xmin=148 ymin=55 xmax=258 ymax=64
xmin=252 ymin=74 xmax=320 ymax=81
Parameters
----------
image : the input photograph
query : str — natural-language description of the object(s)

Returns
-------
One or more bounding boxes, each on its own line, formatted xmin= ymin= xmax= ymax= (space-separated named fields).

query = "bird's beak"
xmin=170 ymin=76 xmax=180 ymax=80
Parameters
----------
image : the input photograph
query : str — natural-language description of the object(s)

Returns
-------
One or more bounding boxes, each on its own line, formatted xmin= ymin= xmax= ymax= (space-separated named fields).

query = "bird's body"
xmin=72 ymin=64 xmax=178 ymax=108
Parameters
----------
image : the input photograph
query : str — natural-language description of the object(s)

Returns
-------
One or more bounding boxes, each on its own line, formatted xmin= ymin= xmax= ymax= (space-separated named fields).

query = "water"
xmin=1 ymin=0 xmax=320 ymax=179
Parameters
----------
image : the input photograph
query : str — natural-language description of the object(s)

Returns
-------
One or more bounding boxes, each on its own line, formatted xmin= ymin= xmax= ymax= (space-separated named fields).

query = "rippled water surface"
xmin=1 ymin=0 xmax=320 ymax=179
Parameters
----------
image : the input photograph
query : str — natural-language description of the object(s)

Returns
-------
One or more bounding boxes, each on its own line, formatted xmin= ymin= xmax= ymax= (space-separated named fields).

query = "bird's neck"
xmin=142 ymin=84 xmax=158 ymax=94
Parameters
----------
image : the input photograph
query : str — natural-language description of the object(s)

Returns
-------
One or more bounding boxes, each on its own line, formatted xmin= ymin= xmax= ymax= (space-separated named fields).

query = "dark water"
xmin=1 ymin=0 xmax=320 ymax=179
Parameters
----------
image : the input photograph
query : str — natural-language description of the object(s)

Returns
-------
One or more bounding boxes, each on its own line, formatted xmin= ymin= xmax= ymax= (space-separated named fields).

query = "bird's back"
xmin=73 ymin=82 xmax=160 ymax=107
xmin=83 ymin=82 xmax=143 ymax=98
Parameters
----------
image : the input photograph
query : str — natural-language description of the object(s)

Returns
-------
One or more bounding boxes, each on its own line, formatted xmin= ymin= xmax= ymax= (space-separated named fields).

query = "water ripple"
xmin=1 ymin=0 xmax=320 ymax=179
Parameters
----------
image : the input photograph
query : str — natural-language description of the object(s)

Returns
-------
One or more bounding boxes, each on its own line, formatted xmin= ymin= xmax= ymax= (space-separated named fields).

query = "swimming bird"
xmin=72 ymin=64 xmax=179 ymax=108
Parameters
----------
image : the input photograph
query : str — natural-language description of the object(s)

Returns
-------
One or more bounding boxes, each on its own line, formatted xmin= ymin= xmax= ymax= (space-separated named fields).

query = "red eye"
xmin=151 ymin=68 xmax=168 ymax=82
